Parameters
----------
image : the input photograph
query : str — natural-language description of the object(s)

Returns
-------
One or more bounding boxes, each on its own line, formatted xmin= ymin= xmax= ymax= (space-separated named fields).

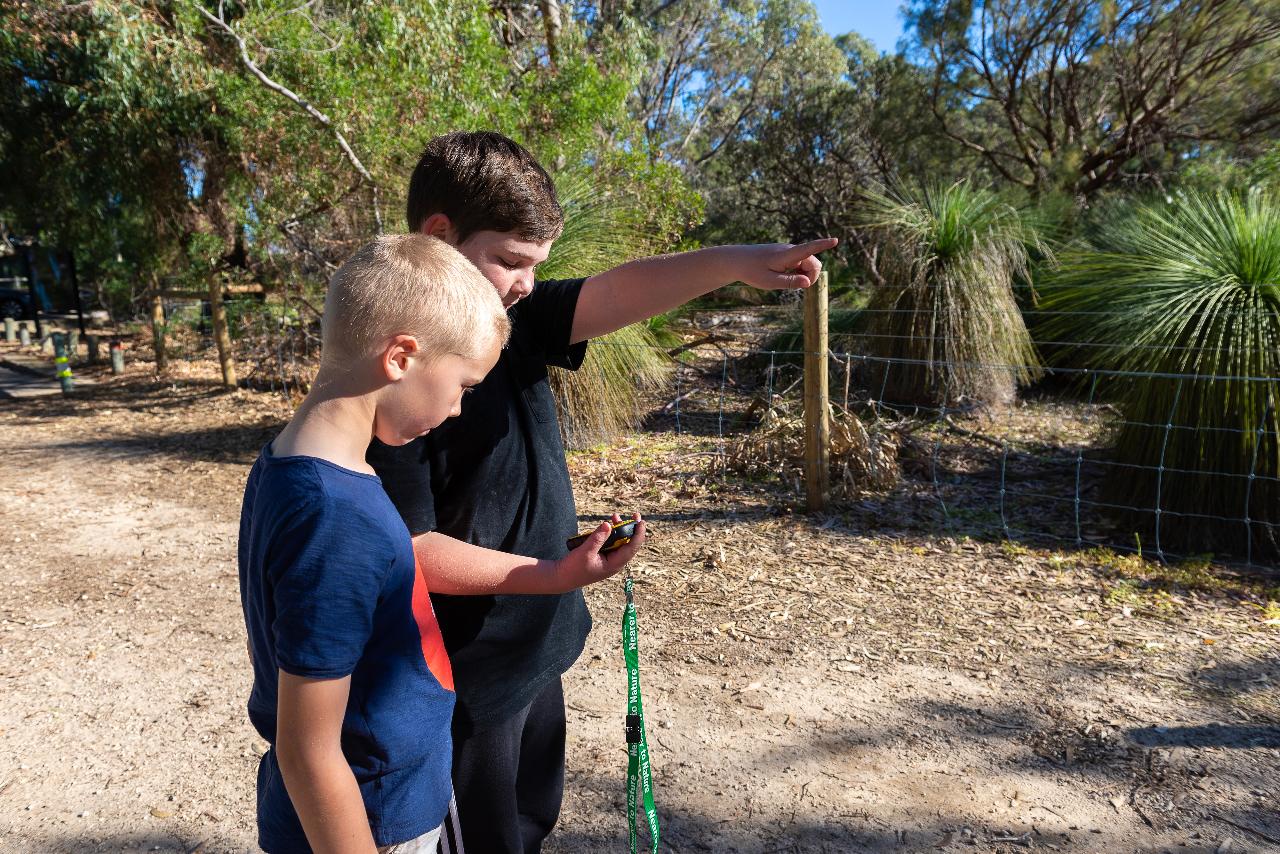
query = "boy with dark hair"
xmin=367 ymin=131 xmax=836 ymax=853
xmin=239 ymin=233 xmax=645 ymax=853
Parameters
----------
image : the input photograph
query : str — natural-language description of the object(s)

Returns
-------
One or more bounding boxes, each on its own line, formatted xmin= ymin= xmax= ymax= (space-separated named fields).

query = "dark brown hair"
xmin=405 ymin=131 xmax=563 ymax=243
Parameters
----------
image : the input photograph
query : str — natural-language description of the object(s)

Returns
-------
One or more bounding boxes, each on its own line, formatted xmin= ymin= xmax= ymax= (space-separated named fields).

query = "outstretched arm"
xmin=415 ymin=514 xmax=645 ymax=595
xmin=569 ymin=239 xmax=839 ymax=344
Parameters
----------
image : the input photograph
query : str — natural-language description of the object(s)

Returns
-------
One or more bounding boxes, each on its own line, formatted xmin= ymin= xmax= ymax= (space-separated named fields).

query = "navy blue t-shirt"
xmin=238 ymin=445 xmax=456 ymax=852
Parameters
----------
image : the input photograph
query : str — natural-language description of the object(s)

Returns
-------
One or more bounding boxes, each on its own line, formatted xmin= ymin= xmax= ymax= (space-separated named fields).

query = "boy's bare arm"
xmin=276 ymin=672 xmax=379 ymax=854
xmin=569 ymin=239 xmax=838 ymax=344
xmin=414 ymin=515 xmax=645 ymax=595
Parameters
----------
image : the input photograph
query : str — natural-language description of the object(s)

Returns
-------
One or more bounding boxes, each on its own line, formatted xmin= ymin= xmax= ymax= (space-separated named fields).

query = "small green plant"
xmin=1105 ymin=578 xmax=1142 ymax=605
xmin=999 ymin=540 xmax=1033 ymax=557
xmin=1077 ymin=546 xmax=1147 ymax=574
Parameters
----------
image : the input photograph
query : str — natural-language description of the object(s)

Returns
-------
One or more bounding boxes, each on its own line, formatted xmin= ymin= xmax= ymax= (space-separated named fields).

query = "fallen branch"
xmin=1210 ymin=813 xmax=1280 ymax=847
xmin=661 ymin=389 xmax=697 ymax=412
xmin=667 ymin=333 xmax=729 ymax=358
xmin=943 ymin=415 xmax=1006 ymax=449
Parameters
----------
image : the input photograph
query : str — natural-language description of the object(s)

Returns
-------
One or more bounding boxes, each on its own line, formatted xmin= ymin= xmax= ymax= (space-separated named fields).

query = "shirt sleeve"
xmin=522 ymin=278 xmax=589 ymax=370
xmin=366 ymin=437 xmax=437 ymax=535
xmin=268 ymin=497 xmax=395 ymax=679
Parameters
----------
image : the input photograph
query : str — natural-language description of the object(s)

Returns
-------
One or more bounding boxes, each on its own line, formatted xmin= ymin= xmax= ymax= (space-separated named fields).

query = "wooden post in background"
xmin=20 ymin=245 xmax=43 ymax=340
xmin=208 ymin=276 xmax=237 ymax=387
xmin=803 ymin=269 xmax=830 ymax=512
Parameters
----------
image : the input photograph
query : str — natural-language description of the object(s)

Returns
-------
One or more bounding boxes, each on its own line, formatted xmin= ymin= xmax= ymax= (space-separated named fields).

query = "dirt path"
xmin=1 ymin=374 xmax=1277 ymax=853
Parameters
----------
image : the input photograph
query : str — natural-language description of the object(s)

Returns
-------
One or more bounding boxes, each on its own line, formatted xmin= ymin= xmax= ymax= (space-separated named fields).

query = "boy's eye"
xmin=499 ymin=258 xmax=519 ymax=270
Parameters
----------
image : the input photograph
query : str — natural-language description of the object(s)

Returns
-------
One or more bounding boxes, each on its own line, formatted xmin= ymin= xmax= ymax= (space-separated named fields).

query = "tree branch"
xmin=196 ymin=3 xmax=382 ymax=232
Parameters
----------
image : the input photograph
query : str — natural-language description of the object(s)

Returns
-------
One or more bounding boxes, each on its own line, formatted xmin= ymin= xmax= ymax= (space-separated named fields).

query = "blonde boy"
xmin=237 ymin=234 xmax=644 ymax=853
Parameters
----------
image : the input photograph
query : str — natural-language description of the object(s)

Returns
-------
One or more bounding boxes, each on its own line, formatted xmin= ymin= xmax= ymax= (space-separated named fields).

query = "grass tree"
xmin=1039 ymin=191 xmax=1280 ymax=561
xmin=539 ymin=172 xmax=678 ymax=449
xmin=858 ymin=181 xmax=1041 ymax=410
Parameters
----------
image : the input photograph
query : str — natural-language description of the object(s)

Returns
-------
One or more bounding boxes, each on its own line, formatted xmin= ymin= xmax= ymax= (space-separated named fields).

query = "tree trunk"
xmin=195 ymin=153 xmax=239 ymax=388
xmin=539 ymin=0 xmax=561 ymax=68
xmin=208 ymin=276 xmax=236 ymax=387
xmin=150 ymin=287 xmax=168 ymax=374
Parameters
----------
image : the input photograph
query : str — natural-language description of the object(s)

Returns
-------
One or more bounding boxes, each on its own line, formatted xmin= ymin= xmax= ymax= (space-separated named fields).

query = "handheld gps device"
xmin=566 ymin=520 xmax=641 ymax=554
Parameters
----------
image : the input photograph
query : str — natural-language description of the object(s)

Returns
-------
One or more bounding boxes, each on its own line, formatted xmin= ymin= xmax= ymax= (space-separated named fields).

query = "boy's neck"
xmin=272 ymin=367 xmax=379 ymax=474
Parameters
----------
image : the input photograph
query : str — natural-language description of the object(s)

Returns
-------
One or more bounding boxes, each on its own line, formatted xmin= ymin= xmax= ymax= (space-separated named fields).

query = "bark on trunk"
xmin=150 ymin=287 xmax=168 ymax=374
xmin=208 ymin=276 xmax=236 ymax=388
xmin=539 ymin=0 xmax=561 ymax=68
xmin=198 ymin=155 xmax=238 ymax=388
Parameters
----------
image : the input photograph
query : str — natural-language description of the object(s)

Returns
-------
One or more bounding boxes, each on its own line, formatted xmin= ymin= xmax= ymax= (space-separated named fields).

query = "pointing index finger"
xmin=782 ymin=237 xmax=839 ymax=264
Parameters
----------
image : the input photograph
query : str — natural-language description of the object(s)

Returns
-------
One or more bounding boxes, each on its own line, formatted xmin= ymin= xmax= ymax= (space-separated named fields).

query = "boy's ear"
xmin=420 ymin=213 xmax=458 ymax=245
xmin=381 ymin=334 xmax=421 ymax=381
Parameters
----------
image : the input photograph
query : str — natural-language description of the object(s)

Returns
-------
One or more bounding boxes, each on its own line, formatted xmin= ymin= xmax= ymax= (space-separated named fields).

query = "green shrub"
xmin=539 ymin=171 xmax=677 ymax=449
xmin=857 ymin=181 xmax=1042 ymax=409
xmin=1038 ymin=190 xmax=1280 ymax=561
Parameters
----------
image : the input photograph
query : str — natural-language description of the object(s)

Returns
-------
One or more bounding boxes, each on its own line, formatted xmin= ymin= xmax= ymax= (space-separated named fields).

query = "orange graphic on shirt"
xmin=411 ymin=558 xmax=454 ymax=692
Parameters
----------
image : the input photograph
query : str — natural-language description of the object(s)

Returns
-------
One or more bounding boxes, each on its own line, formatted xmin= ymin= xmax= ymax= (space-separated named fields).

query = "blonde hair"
xmin=322 ymin=234 xmax=509 ymax=365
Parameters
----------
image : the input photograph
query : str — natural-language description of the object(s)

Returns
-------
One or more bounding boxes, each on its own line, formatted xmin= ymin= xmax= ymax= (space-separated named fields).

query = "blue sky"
xmin=811 ymin=1 xmax=908 ymax=53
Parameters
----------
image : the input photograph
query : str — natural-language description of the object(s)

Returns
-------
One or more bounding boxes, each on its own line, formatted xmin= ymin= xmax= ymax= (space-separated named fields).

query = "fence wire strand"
xmin=184 ymin=299 xmax=1280 ymax=572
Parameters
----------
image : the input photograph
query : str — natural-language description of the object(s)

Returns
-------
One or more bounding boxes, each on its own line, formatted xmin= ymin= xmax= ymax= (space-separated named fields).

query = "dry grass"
xmin=723 ymin=402 xmax=900 ymax=498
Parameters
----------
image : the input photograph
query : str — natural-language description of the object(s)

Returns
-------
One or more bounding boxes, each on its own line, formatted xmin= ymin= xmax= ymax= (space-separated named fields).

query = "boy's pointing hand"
xmin=733 ymin=238 xmax=839 ymax=291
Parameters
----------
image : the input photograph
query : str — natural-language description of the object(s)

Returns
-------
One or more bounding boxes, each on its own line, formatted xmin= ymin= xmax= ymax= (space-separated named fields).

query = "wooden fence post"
xmin=53 ymin=332 xmax=73 ymax=396
xmin=208 ymin=276 xmax=237 ymax=387
xmin=803 ymin=269 xmax=830 ymax=512
xmin=109 ymin=339 xmax=125 ymax=375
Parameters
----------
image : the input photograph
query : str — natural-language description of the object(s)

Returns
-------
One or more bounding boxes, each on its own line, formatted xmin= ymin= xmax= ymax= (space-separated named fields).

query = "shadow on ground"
xmin=1129 ymin=723 xmax=1280 ymax=749
xmin=45 ymin=422 xmax=280 ymax=466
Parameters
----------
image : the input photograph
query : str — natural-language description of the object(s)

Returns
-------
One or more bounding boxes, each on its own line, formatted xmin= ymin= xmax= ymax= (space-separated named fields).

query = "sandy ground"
xmin=1 ymin=351 xmax=1278 ymax=853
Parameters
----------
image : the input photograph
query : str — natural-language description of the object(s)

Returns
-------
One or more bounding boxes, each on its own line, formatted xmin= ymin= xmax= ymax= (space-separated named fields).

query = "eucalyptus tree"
xmin=905 ymin=0 xmax=1280 ymax=199
xmin=697 ymin=33 xmax=962 ymax=270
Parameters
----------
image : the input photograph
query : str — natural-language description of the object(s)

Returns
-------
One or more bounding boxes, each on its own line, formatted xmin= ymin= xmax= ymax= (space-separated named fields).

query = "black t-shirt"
xmin=366 ymin=278 xmax=590 ymax=732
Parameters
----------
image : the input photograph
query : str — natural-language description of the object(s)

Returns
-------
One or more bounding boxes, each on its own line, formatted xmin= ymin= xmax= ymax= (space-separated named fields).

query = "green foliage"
xmin=1038 ymin=191 xmax=1280 ymax=559
xmin=696 ymin=25 xmax=956 ymax=276
xmin=1 ymin=1 xmax=697 ymax=323
xmin=1174 ymin=141 xmax=1280 ymax=197
xmin=620 ymin=0 xmax=844 ymax=166
xmin=858 ymin=181 xmax=1042 ymax=408
xmin=767 ymin=308 xmax=867 ymax=358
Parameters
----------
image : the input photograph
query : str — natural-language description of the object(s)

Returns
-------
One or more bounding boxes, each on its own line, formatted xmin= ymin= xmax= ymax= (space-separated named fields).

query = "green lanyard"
xmin=623 ymin=575 xmax=659 ymax=854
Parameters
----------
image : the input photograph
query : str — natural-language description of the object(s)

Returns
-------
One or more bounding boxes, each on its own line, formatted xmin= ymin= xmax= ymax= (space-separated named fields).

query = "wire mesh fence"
xmin=156 ymin=292 xmax=1279 ymax=573
xmin=571 ymin=322 xmax=1279 ymax=573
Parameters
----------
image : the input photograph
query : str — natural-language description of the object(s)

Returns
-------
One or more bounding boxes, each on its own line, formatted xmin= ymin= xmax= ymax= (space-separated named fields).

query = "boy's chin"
xmin=377 ymin=427 xmax=432 ymax=446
